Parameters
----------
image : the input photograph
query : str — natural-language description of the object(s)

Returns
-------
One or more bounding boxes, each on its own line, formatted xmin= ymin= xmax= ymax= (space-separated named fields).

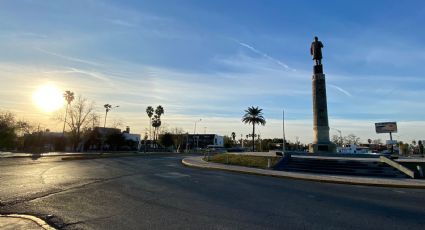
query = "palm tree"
xmin=242 ymin=106 xmax=266 ymax=151
xmin=155 ymin=105 xmax=164 ymax=117
xmin=152 ymin=114 xmax=162 ymax=141
xmin=146 ymin=106 xmax=154 ymax=140
xmin=62 ymin=90 xmax=75 ymax=134
xmin=153 ymin=105 xmax=164 ymax=140
xmin=231 ymin=132 xmax=236 ymax=144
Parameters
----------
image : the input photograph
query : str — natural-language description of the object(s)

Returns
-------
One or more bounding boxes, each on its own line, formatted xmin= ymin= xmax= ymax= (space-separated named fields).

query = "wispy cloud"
xmin=105 ymin=18 xmax=137 ymax=28
xmin=36 ymin=48 xmax=103 ymax=67
xmin=236 ymin=40 xmax=296 ymax=71
xmin=328 ymin=84 xmax=352 ymax=97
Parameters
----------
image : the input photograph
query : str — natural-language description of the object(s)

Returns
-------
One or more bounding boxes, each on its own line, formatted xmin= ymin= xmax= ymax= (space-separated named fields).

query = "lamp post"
xmin=103 ymin=104 xmax=119 ymax=128
xmin=193 ymin=119 xmax=202 ymax=134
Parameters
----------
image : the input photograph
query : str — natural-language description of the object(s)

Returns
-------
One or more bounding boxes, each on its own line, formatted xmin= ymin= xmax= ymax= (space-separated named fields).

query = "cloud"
xmin=236 ymin=41 xmax=296 ymax=71
xmin=105 ymin=18 xmax=137 ymax=28
xmin=36 ymin=48 xmax=103 ymax=67
xmin=328 ymin=84 xmax=352 ymax=97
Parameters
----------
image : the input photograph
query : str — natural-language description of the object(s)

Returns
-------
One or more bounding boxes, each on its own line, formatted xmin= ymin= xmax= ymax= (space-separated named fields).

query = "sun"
xmin=32 ymin=83 xmax=64 ymax=112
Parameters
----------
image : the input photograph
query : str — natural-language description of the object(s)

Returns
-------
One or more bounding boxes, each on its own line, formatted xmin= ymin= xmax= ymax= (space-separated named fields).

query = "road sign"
xmin=375 ymin=122 xmax=397 ymax=133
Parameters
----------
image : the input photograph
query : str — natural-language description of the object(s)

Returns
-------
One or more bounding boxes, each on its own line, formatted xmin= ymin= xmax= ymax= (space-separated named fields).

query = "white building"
xmin=337 ymin=144 xmax=370 ymax=154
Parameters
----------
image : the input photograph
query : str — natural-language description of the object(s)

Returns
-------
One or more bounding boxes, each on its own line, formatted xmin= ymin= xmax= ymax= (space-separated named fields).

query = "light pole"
xmin=193 ymin=119 xmax=202 ymax=134
xmin=282 ymin=109 xmax=286 ymax=153
xmin=103 ymin=104 xmax=119 ymax=128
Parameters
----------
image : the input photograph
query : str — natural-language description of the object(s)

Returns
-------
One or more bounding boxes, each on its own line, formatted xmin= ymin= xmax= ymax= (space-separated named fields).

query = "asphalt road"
xmin=1 ymin=154 xmax=425 ymax=230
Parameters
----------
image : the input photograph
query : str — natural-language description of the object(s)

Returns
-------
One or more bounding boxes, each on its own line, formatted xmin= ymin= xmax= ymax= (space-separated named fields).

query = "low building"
xmin=85 ymin=126 xmax=140 ymax=151
xmin=337 ymin=144 xmax=370 ymax=154
xmin=122 ymin=127 xmax=141 ymax=150
xmin=186 ymin=134 xmax=224 ymax=149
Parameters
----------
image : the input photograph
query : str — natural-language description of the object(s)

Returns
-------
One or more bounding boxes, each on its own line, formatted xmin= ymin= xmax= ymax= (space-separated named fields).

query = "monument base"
xmin=309 ymin=142 xmax=336 ymax=154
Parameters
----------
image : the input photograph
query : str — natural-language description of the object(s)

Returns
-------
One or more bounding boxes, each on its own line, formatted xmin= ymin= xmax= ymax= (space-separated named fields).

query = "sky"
xmin=1 ymin=0 xmax=425 ymax=144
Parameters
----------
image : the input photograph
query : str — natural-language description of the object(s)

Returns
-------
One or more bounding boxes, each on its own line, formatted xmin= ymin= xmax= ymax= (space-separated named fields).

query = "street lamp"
xmin=193 ymin=119 xmax=202 ymax=134
xmin=104 ymin=104 xmax=119 ymax=128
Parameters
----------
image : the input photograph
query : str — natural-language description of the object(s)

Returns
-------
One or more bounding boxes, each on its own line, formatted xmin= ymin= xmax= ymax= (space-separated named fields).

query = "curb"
xmin=182 ymin=157 xmax=425 ymax=189
xmin=0 ymin=214 xmax=55 ymax=230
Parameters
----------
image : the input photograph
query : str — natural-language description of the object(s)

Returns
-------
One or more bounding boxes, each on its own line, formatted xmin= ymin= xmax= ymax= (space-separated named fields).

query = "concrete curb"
xmin=0 ymin=214 xmax=55 ymax=230
xmin=380 ymin=156 xmax=416 ymax=178
xmin=182 ymin=156 xmax=425 ymax=189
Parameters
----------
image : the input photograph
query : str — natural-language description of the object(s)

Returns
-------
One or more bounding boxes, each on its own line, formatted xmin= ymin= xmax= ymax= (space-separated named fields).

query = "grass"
xmin=205 ymin=153 xmax=280 ymax=169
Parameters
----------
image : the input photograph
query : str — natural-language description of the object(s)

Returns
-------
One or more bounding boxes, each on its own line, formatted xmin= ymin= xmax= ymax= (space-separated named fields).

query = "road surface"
xmin=1 ymin=154 xmax=425 ymax=229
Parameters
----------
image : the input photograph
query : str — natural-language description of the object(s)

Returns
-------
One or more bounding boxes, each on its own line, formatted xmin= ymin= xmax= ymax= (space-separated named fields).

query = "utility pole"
xmin=193 ymin=119 xmax=202 ymax=134
xmin=282 ymin=109 xmax=286 ymax=153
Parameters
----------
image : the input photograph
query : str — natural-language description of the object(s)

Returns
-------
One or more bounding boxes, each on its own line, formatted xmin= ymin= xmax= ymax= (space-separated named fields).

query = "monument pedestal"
xmin=309 ymin=142 xmax=336 ymax=153
xmin=310 ymin=64 xmax=336 ymax=153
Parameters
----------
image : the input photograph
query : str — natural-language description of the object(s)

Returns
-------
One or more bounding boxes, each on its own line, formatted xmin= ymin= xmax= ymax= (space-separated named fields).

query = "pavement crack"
xmin=1 ymin=172 xmax=141 ymax=208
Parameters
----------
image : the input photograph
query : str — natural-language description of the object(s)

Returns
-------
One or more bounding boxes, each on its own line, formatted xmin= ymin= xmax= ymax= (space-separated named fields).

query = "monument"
xmin=309 ymin=36 xmax=336 ymax=153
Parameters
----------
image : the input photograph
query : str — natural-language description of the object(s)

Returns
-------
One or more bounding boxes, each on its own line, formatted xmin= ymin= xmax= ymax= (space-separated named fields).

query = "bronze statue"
xmin=310 ymin=36 xmax=324 ymax=65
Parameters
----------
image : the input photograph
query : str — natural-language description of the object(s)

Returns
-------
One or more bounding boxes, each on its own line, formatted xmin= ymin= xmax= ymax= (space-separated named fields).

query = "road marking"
xmin=155 ymin=172 xmax=190 ymax=178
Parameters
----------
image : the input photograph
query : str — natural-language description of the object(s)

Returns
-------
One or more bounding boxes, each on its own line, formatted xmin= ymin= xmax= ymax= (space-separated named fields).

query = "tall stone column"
xmin=309 ymin=64 xmax=336 ymax=153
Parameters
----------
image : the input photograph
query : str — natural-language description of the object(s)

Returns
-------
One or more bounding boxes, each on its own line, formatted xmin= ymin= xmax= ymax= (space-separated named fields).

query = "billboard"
xmin=375 ymin=122 xmax=397 ymax=133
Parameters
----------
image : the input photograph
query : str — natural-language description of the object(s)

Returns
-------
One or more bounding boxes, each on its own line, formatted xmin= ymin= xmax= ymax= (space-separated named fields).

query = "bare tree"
xmin=331 ymin=135 xmax=343 ymax=146
xmin=110 ymin=118 xmax=123 ymax=129
xmin=57 ymin=96 xmax=97 ymax=151
xmin=343 ymin=134 xmax=361 ymax=145
xmin=372 ymin=139 xmax=383 ymax=145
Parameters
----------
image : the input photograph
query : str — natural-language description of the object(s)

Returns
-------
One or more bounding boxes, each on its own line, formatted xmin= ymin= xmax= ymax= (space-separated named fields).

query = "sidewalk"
xmin=0 ymin=214 xmax=55 ymax=230
xmin=182 ymin=156 xmax=425 ymax=189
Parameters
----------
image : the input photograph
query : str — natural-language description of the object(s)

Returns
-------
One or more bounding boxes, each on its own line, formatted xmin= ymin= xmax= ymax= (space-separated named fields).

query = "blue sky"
xmin=1 ymin=0 xmax=425 ymax=143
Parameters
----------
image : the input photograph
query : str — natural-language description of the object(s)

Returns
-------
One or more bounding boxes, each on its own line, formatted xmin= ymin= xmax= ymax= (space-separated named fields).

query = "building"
xmin=337 ymin=144 xmax=370 ymax=154
xmin=85 ymin=126 xmax=140 ymax=151
xmin=122 ymin=126 xmax=141 ymax=150
xmin=186 ymin=134 xmax=224 ymax=149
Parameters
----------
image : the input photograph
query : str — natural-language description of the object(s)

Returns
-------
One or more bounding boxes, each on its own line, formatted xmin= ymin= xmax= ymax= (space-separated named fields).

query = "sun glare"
xmin=32 ymin=83 xmax=64 ymax=112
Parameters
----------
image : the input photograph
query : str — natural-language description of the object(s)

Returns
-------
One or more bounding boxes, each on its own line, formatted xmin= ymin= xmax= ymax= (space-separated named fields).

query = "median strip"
xmin=182 ymin=156 xmax=425 ymax=189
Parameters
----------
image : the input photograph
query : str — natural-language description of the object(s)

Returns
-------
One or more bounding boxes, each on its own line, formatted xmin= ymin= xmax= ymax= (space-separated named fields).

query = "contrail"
xmin=36 ymin=47 xmax=102 ymax=66
xmin=329 ymin=84 xmax=352 ymax=97
xmin=237 ymin=41 xmax=295 ymax=71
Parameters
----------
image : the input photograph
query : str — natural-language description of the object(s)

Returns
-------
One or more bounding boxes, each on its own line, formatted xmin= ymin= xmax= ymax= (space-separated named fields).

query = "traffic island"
xmin=182 ymin=156 xmax=425 ymax=188
xmin=204 ymin=153 xmax=280 ymax=169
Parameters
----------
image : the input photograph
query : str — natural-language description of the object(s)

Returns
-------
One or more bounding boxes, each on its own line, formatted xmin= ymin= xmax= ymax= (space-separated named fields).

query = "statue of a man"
xmin=310 ymin=36 xmax=324 ymax=65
